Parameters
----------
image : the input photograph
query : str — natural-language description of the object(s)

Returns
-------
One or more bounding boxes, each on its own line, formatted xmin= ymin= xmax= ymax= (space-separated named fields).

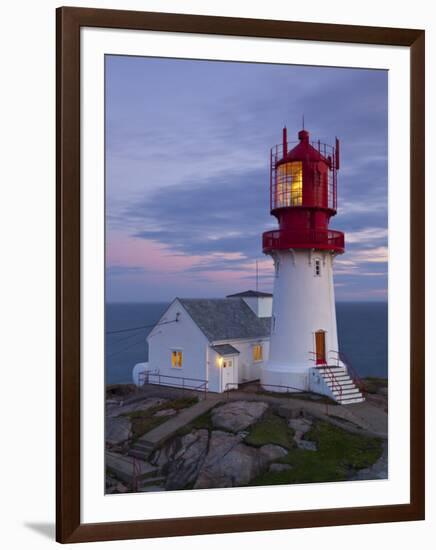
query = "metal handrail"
xmin=309 ymin=351 xmax=342 ymax=401
xmin=224 ymin=382 xmax=239 ymax=397
xmin=329 ymin=350 xmax=366 ymax=394
xmin=139 ymin=371 xmax=209 ymax=398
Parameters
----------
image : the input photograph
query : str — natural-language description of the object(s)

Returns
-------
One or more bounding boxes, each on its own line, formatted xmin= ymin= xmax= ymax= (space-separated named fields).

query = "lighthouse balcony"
xmin=262 ymin=228 xmax=344 ymax=254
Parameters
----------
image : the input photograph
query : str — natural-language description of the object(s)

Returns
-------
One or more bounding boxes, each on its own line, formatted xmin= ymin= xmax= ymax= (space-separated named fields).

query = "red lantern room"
xmin=263 ymin=128 xmax=345 ymax=254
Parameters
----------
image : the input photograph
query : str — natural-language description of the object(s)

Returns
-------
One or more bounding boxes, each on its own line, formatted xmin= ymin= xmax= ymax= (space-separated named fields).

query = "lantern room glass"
xmin=275 ymin=161 xmax=303 ymax=207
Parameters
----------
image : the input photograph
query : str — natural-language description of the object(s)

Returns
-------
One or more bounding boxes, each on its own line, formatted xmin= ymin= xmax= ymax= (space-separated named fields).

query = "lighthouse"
xmin=261 ymin=127 xmax=364 ymax=404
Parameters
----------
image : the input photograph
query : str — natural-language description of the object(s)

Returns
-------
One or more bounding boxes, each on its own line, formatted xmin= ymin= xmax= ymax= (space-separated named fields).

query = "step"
xmin=325 ymin=378 xmax=353 ymax=387
xmin=139 ymin=475 xmax=166 ymax=488
xmin=335 ymin=380 xmax=355 ymax=387
xmin=332 ymin=387 xmax=361 ymax=397
xmin=317 ymin=367 xmax=347 ymax=374
xmin=131 ymin=440 xmax=155 ymax=451
xmin=326 ymin=380 xmax=356 ymax=390
xmin=128 ymin=448 xmax=152 ymax=461
xmin=337 ymin=396 xmax=365 ymax=405
xmin=321 ymin=371 xmax=350 ymax=379
xmin=106 ymin=451 xmax=158 ymax=483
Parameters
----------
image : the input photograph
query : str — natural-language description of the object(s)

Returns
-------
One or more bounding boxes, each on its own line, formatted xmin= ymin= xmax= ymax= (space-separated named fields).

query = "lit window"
xmin=314 ymin=259 xmax=321 ymax=277
xmin=253 ymin=344 xmax=263 ymax=362
xmin=275 ymin=161 xmax=303 ymax=207
xmin=171 ymin=350 xmax=183 ymax=368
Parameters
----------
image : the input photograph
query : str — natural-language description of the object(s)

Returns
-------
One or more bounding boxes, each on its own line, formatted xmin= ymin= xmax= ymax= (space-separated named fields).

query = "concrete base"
xmin=261 ymin=366 xmax=308 ymax=393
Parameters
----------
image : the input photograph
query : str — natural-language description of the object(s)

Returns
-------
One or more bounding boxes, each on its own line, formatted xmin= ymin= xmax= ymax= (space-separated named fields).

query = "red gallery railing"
xmin=262 ymin=228 xmax=345 ymax=254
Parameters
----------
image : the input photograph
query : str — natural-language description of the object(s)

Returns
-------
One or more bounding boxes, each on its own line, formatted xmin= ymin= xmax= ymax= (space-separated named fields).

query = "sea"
xmin=105 ymin=302 xmax=388 ymax=385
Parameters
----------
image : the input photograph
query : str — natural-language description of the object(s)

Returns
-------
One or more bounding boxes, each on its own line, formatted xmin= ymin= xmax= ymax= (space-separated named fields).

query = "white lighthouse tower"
xmin=261 ymin=127 xmax=364 ymax=404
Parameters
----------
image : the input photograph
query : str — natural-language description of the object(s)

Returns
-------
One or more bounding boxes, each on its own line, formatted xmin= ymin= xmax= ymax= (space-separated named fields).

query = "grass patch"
xmin=163 ymin=396 xmax=199 ymax=410
xmin=250 ymin=420 xmax=383 ymax=486
xmin=106 ymin=384 xmax=137 ymax=399
xmin=175 ymin=409 xmax=215 ymax=438
xmin=245 ymin=411 xmax=295 ymax=450
xmin=125 ymin=396 xmax=199 ymax=440
xmin=130 ymin=416 xmax=168 ymax=440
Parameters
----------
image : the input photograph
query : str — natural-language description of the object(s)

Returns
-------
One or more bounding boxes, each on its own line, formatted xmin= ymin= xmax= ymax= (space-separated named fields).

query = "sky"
xmin=105 ymin=55 xmax=388 ymax=303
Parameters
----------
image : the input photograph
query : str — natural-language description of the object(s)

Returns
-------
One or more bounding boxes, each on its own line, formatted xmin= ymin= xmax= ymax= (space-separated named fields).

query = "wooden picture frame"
xmin=56 ymin=6 xmax=425 ymax=543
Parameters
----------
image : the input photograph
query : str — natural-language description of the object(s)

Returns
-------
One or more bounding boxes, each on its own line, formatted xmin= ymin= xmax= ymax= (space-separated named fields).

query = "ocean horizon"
xmin=105 ymin=301 xmax=388 ymax=386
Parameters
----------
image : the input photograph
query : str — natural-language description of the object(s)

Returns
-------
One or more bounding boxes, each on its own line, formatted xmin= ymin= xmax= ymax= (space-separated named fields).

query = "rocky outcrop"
xmin=259 ymin=444 xmax=288 ymax=462
xmin=211 ymin=401 xmax=268 ymax=433
xmin=105 ymin=416 xmax=131 ymax=445
xmin=289 ymin=417 xmax=317 ymax=450
xmin=194 ymin=430 xmax=269 ymax=489
xmin=106 ymin=397 xmax=167 ymax=418
xmin=152 ymin=429 xmax=209 ymax=491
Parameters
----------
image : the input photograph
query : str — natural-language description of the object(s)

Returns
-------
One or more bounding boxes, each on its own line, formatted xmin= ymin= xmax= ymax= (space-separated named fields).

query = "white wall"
xmin=241 ymin=296 xmax=273 ymax=317
xmin=2 ymin=1 xmax=433 ymax=549
xmin=207 ymin=348 xmax=238 ymax=392
xmin=264 ymin=250 xmax=339 ymax=391
xmin=147 ymin=300 xmax=210 ymax=390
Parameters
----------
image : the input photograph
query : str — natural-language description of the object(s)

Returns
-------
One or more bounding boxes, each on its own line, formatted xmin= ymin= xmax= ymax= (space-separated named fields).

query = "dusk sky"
xmin=105 ymin=55 xmax=388 ymax=303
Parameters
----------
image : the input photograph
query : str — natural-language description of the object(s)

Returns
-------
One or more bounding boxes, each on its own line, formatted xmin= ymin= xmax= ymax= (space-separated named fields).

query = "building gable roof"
xmin=211 ymin=344 xmax=240 ymax=356
xmin=226 ymin=290 xmax=273 ymax=298
xmin=178 ymin=298 xmax=271 ymax=342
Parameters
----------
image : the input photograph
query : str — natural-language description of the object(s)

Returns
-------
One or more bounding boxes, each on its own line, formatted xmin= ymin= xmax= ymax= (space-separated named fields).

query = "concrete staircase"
xmin=317 ymin=366 xmax=365 ymax=405
xmin=128 ymin=440 xmax=155 ymax=461
xmin=128 ymin=396 xmax=220 ymax=461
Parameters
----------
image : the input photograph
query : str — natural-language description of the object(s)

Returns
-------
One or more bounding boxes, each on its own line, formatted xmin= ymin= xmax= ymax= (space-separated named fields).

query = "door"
xmin=222 ymin=359 xmax=236 ymax=391
xmin=315 ymin=330 xmax=326 ymax=365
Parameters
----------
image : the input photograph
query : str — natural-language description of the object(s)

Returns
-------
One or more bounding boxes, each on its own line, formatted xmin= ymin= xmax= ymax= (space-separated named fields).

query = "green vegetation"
xmin=163 ymin=396 xmax=199 ymax=410
xmin=175 ymin=408 xmax=216 ymax=437
xmin=245 ymin=411 xmax=295 ymax=450
xmin=130 ymin=415 xmax=168 ymax=440
xmin=363 ymin=377 xmax=388 ymax=394
xmin=106 ymin=384 xmax=137 ymax=399
xmin=250 ymin=420 xmax=383 ymax=486
xmin=124 ymin=396 xmax=199 ymax=440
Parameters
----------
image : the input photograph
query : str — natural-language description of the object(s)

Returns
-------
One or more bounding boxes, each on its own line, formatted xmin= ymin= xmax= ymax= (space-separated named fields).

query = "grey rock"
xmin=164 ymin=429 xmax=209 ymax=490
xmin=105 ymin=416 xmax=131 ymax=445
xmin=259 ymin=444 xmax=288 ymax=462
xmin=288 ymin=417 xmax=313 ymax=434
xmin=107 ymin=397 xmax=167 ymax=418
xmin=296 ymin=440 xmax=317 ymax=451
xmin=211 ymin=401 xmax=268 ymax=433
xmin=289 ymin=417 xmax=316 ymax=450
xmin=194 ymin=431 xmax=266 ymax=489
xmin=269 ymin=463 xmax=293 ymax=473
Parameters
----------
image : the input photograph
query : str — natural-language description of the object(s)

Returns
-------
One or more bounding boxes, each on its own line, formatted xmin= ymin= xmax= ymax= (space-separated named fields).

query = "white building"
xmin=133 ymin=291 xmax=272 ymax=393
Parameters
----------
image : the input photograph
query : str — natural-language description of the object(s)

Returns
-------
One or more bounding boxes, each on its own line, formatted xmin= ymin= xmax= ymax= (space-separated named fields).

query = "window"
xmin=275 ymin=161 xmax=303 ymax=207
xmin=275 ymin=258 xmax=280 ymax=277
xmin=253 ymin=344 xmax=263 ymax=362
xmin=314 ymin=258 xmax=321 ymax=277
xmin=171 ymin=350 xmax=183 ymax=368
